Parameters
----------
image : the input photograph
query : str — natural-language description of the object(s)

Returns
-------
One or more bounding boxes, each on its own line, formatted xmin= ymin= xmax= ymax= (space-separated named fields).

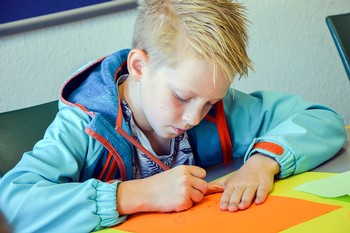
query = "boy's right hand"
xmin=117 ymin=165 xmax=208 ymax=214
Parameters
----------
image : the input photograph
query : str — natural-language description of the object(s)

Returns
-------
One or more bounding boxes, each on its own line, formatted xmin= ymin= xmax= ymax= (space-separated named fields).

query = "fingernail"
xmin=220 ymin=202 xmax=228 ymax=210
xmin=228 ymin=205 xmax=238 ymax=212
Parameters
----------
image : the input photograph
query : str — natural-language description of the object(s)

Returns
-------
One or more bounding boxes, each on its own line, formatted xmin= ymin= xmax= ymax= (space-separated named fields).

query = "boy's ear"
xmin=127 ymin=49 xmax=148 ymax=81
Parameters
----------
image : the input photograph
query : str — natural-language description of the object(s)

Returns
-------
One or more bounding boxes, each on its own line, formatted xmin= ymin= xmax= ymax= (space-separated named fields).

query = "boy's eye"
xmin=174 ymin=93 xmax=190 ymax=103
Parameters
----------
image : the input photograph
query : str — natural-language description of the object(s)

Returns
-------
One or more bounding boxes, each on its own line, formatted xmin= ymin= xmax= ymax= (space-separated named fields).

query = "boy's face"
xmin=129 ymin=52 xmax=231 ymax=139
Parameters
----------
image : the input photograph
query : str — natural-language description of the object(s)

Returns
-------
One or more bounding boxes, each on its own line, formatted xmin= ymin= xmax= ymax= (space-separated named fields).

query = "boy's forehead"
xmin=163 ymin=58 xmax=230 ymax=98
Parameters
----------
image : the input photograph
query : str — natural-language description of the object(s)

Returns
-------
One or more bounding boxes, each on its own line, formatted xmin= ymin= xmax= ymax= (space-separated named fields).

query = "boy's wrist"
xmin=249 ymin=153 xmax=281 ymax=175
xmin=117 ymin=179 xmax=150 ymax=215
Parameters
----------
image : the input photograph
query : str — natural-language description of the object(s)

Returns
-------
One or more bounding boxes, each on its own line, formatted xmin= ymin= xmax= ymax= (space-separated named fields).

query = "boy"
xmin=0 ymin=0 xmax=346 ymax=232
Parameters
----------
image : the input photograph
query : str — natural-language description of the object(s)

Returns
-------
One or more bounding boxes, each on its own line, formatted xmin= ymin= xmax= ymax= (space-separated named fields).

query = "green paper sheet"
xmin=295 ymin=171 xmax=350 ymax=198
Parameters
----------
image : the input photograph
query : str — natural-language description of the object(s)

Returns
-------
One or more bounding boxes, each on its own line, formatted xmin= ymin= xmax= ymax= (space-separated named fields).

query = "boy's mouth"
xmin=172 ymin=127 xmax=185 ymax=135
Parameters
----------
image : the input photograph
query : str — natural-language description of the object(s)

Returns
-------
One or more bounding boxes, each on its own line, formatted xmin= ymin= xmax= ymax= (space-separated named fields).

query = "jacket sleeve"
xmin=0 ymin=106 xmax=126 ymax=233
xmin=224 ymin=89 xmax=347 ymax=178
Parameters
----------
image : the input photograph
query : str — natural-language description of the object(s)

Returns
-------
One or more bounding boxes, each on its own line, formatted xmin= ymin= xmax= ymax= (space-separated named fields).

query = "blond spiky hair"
xmin=132 ymin=0 xmax=253 ymax=82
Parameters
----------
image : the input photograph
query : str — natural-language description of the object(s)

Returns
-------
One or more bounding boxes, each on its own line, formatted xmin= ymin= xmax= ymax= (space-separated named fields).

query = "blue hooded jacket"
xmin=0 ymin=49 xmax=346 ymax=232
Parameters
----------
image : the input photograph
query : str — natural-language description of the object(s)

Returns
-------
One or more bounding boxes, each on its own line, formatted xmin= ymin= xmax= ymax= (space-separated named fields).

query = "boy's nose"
xmin=183 ymin=107 xmax=202 ymax=126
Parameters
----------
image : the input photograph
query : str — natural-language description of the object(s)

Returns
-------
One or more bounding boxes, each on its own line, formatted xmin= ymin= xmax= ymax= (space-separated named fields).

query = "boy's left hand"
xmin=207 ymin=154 xmax=280 ymax=212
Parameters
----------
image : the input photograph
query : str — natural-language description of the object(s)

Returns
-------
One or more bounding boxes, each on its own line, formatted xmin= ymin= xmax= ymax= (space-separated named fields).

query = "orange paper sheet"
xmin=113 ymin=193 xmax=340 ymax=233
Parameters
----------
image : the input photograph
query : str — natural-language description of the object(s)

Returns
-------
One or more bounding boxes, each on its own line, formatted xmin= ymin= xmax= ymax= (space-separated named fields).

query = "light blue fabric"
xmin=188 ymin=88 xmax=347 ymax=178
xmin=0 ymin=49 xmax=346 ymax=232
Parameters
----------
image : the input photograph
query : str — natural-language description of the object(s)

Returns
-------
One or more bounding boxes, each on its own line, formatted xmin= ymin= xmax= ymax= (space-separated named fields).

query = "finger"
xmin=219 ymin=188 xmax=232 ymax=211
xmin=219 ymin=184 xmax=244 ymax=212
xmin=188 ymin=166 xmax=207 ymax=179
xmin=191 ymin=176 xmax=208 ymax=195
xmin=255 ymin=183 xmax=270 ymax=205
xmin=227 ymin=186 xmax=245 ymax=212
xmin=206 ymin=182 xmax=224 ymax=195
xmin=238 ymin=187 xmax=256 ymax=210
xmin=190 ymin=187 xmax=206 ymax=203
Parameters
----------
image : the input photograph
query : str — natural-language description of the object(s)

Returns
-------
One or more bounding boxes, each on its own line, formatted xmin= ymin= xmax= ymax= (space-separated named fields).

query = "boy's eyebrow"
xmin=175 ymin=87 xmax=226 ymax=102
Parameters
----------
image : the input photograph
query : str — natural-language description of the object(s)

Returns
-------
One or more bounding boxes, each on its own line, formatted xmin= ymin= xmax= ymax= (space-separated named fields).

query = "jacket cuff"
xmin=93 ymin=180 xmax=127 ymax=231
xmin=244 ymin=139 xmax=296 ymax=178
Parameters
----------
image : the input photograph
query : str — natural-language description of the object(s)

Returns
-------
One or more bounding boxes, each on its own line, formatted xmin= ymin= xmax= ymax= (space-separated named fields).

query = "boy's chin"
xmin=159 ymin=131 xmax=181 ymax=139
